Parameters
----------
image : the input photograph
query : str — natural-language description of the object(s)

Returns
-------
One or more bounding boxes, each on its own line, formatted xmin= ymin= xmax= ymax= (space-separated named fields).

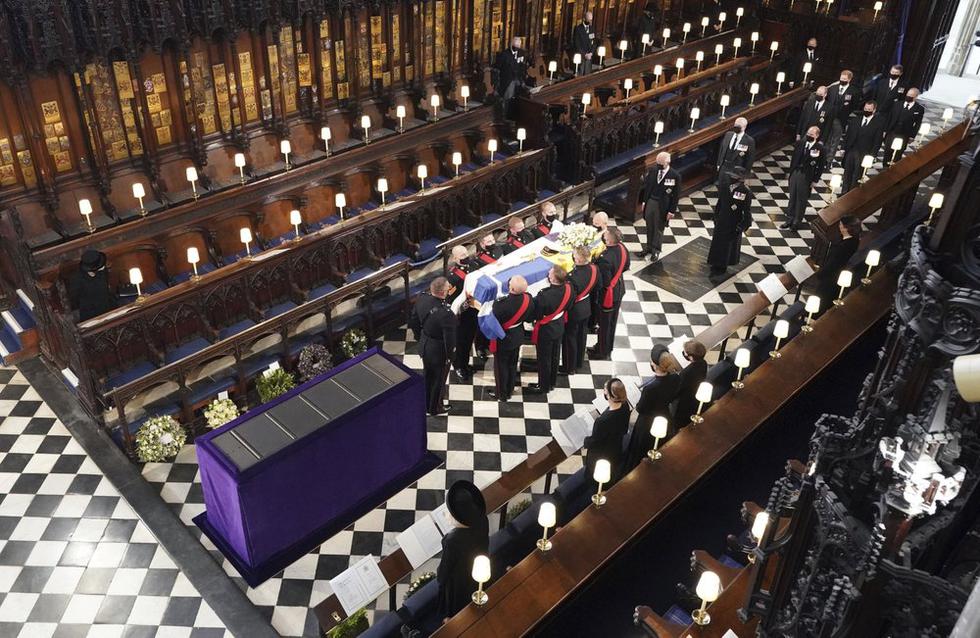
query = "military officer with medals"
xmin=708 ymin=167 xmax=754 ymax=278
xmin=572 ymin=12 xmax=596 ymax=75
xmin=716 ymin=117 xmax=755 ymax=189
xmin=882 ymin=87 xmax=924 ymax=168
xmin=797 ymin=86 xmax=831 ymax=142
xmin=408 ymin=277 xmax=458 ymax=416
xmin=527 ymin=266 xmax=573 ymax=395
xmin=782 ymin=126 xmax=828 ymax=231
xmin=637 ymin=151 xmax=681 ymax=262
xmin=563 ymin=246 xmax=599 ymax=375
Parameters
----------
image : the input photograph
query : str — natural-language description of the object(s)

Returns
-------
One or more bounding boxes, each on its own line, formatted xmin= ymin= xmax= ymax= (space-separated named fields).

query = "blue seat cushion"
xmin=219 ymin=318 xmax=256 ymax=340
xmin=144 ymin=280 xmax=168 ymax=294
xmin=310 ymin=216 xmax=339 ymax=230
xmin=415 ymin=239 xmax=440 ymax=261
xmin=108 ymin=360 xmax=157 ymax=389
xmin=481 ymin=212 xmax=502 ymax=224
xmin=165 ymin=337 xmax=212 ymax=365
xmin=186 ymin=375 xmax=236 ymax=406
xmin=309 ymin=282 xmax=338 ymax=300
xmin=430 ymin=175 xmax=450 ymax=185
xmin=171 ymin=262 xmax=217 ymax=284
xmin=509 ymin=201 xmax=530 ymax=213
xmin=264 ymin=301 xmax=297 ymax=319
xmin=452 ymin=224 xmax=474 ymax=237
xmin=664 ymin=604 xmax=693 ymax=626
xmin=346 ymin=268 xmax=374 ymax=283
xmin=243 ymin=354 xmax=281 ymax=379
xmin=537 ymin=189 xmax=558 ymax=199
xmin=384 ymin=253 xmax=410 ymax=267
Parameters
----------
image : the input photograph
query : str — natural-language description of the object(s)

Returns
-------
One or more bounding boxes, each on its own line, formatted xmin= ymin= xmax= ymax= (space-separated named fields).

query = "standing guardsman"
xmin=408 ymin=277 xmax=458 ymax=416
xmin=527 ymin=266 xmax=573 ymax=395
xmin=590 ymin=227 xmax=630 ymax=361
xmin=446 ymin=246 xmax=478 ymax=383
xmin=475 ymin=275 xmax=535 ymax=402
xmin=563 ymin=246 xmax=599 ymax=375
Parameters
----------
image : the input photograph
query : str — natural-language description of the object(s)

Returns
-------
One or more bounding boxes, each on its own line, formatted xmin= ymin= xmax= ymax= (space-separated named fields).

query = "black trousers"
xmin=420 ymin=335 xmax=449 ymax=414
xmin=644 ymin=199 xmax=665 ymax=253
xmin=454 ymin=309 xmax=478 ymax=371
xmin=842 ymin=151 xmax=863 ymax=194
xmin=494 ymin=347 xmax=521 ymax=398
xmin=536 ymin=333 xmax=562 ymax=391
xmin=786 ymin=170 xmax=812 ymax=225
xmin=596 ymin=304 xmax=621 ymax=358
xmin=562 ymin=317 xmax=588 ymax=372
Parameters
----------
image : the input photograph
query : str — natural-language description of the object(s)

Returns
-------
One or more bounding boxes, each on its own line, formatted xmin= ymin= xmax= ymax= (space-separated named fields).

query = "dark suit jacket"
xmin=494 ymin=47 xmax=528 ymax=94
xmin=816 ymin=236 xmax=859 ymax=302
xmin=886 ymin=100 xmax=925 ymax=139
xmin=533 ymin=282 xmax=573 ymax=341
xmin=828 ymin=83 xmax=861 ymax=123
xmin=842 ymin=113 xmax=887 ymax=158
xmin=872 ymin=76 xmax=907 ymax=116
xmin=641 ymin=166 xmax=681 ymax=215
xmin=795 ymin=49 xmax=822 ymax=80
xmin=797 ymin=95 xmax=832 ymax=139
xmin=491 ymin=292 xmax=535 ymax=351
xmin=789 ymin=140 xmax=827 ymax=182
xmin=572 ymin=22 xmax=595 ymax=55
xmin=717 ymin=131 xmax=756 ymax=173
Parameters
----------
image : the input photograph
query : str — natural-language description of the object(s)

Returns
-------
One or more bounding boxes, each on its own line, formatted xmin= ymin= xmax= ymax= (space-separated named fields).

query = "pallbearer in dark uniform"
xmin=501 ymin=216 xmax=535 ymax=255
xmin=841 ymin=100 xmax=886 ymax=194
xmin=563 ymin=246 xmax=599 ymax=374
xmin=587 ymin=211 xmax=610 ymax=334
xmin=708 ymin=167 xmax=753 ymax=278
xmin=530 ymin=202 xmax=559 ymax=239
xmin=797 ymin=86 xmax=831 ymax=142
xmin=590 ymin=227 xmax=630 ymax=361
xmin=474 ymin=233 xmax=502 ymax=266
xmin=882 ymin=88 xmax=924 ymax=168
xmin=782 ymin=126 xmax=827 ymax=231
xmin=493 ymin=36 xmax=528 ymax=117
xmin=447 ymin=246 xmax=478 ymax=382
xmin=572 ymin=12 xmax=596 ymax=75
xmin=68 ymin=250 xmax=117 ymax=322
xmin=483 ymin=276 xmax=535 ymax=401
xmin=716 ymin=117 xmax=755 ymax=189
xmin=408 ymin=277 xmax=457 ymax=416
xmin=527 ymin=267 xmax=573 ymax=395
xmin=437 ymin=480 xmax=489 ymax=621
xmin=637 ymin=151 xmax=680 ymax=261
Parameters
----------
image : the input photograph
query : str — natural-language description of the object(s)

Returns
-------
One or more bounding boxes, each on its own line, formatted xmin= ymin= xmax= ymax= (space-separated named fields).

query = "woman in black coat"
xmin=583 ymin=378 xmax=632 ymax=487
xmin=708 ymin=167 xmax=754 ymax=276
xmin=68 ymin=250 xmax=117 ymax=322
xmin=815 ymin=215 xmax=862 ymax=310
xmin=625 ymin=345 xmax=682 ymax=471
xmin=437 ymin=481 xmax=489 ymax=622
xmin=673 ymin=340 xmax=708 ymax=430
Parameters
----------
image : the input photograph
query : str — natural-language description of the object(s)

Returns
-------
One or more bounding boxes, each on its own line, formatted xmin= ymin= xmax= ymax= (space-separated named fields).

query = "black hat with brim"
xmin=446 ymin=480 xmax=487 ymax=528
xmin=80 ymin=250 xmax=106 ymax=272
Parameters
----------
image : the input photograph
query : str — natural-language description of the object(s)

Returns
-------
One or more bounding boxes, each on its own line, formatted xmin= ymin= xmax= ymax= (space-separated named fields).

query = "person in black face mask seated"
xmin=716 ymin=117 xmax=755 ymax=189
xmin=68 ymin=250 xmax=117 ymax=322
xmin=841 ymin=100 xmax=886 ymax=194
xmin=782 ymin=125 xmax=828 ymax=231
xmin=531 ymin=202 xmax=559 ymax=238
xmin=882 ymin=87 xmax=924 ymax=168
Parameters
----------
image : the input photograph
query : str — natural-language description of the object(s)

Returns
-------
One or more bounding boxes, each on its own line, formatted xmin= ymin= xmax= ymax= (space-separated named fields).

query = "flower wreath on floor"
xmin=203 ymin=397 xmax=239 ymax=429
xmin=135 ymin=415 xmax=186 ymax=463
xmin=340 ymin=328 xmax=368 ymax=360
xmin=297 ymin=343 xmax=334 ymax=382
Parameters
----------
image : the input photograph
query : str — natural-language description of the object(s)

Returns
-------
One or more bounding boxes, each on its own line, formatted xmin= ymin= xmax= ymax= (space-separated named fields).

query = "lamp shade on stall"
xmin=953 ymin=354 xmax=980 ymax=402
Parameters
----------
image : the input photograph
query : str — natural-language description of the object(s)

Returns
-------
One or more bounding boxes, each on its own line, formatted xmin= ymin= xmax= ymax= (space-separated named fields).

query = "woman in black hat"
xmin=68 ymin=250 xmax=117 ymax=322
xmin=624 ymin=346 xmax=681 ymax=471
xmin=583 ymin=378 xmax=631 ymax=487
xmin=437 ymin=480 xmax=489 ymax=622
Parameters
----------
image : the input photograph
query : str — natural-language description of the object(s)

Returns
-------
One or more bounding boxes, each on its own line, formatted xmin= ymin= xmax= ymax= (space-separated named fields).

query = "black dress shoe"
xmin=487 ymin=390 xmax=508 ymax=402
xmin=651 ymin=251 xmax=661 ymax=261
xmin=477 ymin=350 xmax=490 ymax=359
xmin=709 ymin=267 xmax=727 ymax=276
xmin=453 ymin=368 xmax=472 ymax=383
xmin=526 ymin=384 xmax=547 ymax=395
xmin=635 ymin=250 xmax=649 ymax=259
xmin=779 ymin=221 xmax=793 ymax=229
xmin=587 ymin=348 xmax=609 ymax=360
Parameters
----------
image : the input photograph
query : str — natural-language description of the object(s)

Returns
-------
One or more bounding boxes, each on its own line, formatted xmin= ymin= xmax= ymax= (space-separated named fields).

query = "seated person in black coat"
xmin=672 ymin=340 xmax=708 ymax=430
xmin=814 ymin=215 xmax=862 ymax=311
xmin=625 ymin=345 xmax=682 ymax=471
xmin=583 ymin=378 xmax=632 ymax=487
xmin=68 ymin=250 xmax=117 ymax=322
xmin=437 ymin=480 xmax=490 ymax=623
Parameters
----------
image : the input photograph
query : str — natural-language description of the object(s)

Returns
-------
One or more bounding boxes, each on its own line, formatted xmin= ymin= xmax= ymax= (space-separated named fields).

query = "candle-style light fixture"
xmin=240 ymin=227 xmax=253 ymax=259
xmin=733 ymin=37 xmax=742 ymax=59
xmin=361 ymin=114 xmax=372 ymax=143
xmin=692 ymin=570 xmax=721 ymax=625
xmin=647 ymin=416 xmax=668 ymax=461
xmin=736 ymin=7 xmax=744 ymax=26
xmin=861 ymin=249 xmax=881 ymax=285
xmin=186 ymin=166 xmax=199 ymax=199
xmin=187 ymin=247 xmax=201 ymax=282
xmin=690 ymin=381 xmax=713 ymax=424
xmin=460 ymin=84 xmax=470 ymax=111
xmin=747 ymin=511 xmax=769 ymax=563
xmin=941 ymin=107 xmax=953 ymax=131
xmin=619 ymin=39 xmax=628 ymax=60
xmin=592 ymin=459 xmax=611 ymax=507
xmin=430 ymin=93 xmax=441 ymax=121
xmin=79 ymin=198 xmax=95 ymax=232
xmin=573 ymin=53 xmax=582 ymax=75
xmin=695 ymin=50 xmax=705 ymax=72
xmin=873 ymin=1 xmax=884 ymax=21
xmin=720 ymin=94 xmax=730 ymax=119
xmin=234 ymin=152 xmax=247 ymax=184
xmin=889 ymin=136 xmax=905 ymax=163
xmin=928 ymin=192 xmax=945 ymax=224
xmin=714 ymin=43 xmax=723 ymax=65
xmin=662 ymin=28 xmax=671 ymax=48
xmin=769 ymin=319 xmax=790 ymax=359
xmin=132 ymin=183 xmax=146 ymax=216
xmin=718 ymin=11 xmax=727 ymax=30
xmin=624 ymin=78 xmax=634 ymax=104
xmin=682 ymin=23 xmax=691 ymax=43
xmin=320 ymin=126 xmax=331 ymax=155
xmin=829 ymin=173 xmax=843 ymax=201
xmin=653 ymin=120 xmax=664 ymax=147
xmin=581 ymin=91 xmax=592 ymax=115
xmin=129 ymin=267 xmax=145 ymax=303
xmin=452 ymin=151 xmax=463 ymax=178
xmin=750 ymin=31 xmax=760 ymax=53
xmin=377 ymin=178 xmax=389 ymax=208
xmin=517 ymin=127 xmax=527 ymax=153
xmin=396 ymin=105 xmax=406 ymax=133
xmin=280 ymin=139 xmax=291 ymax=170
xmin=689 ymin=107 xmax=700 ymax=132
xmin=701 ymin=16 xmax=710 ymax=37
xmin=641 ymin=33 xmax=651 ymax=56
xmin=417 ymin=163 xmax=428 ymax=192
xmin=916 ymin=122 xmax=931 ymax=148
xmin=653 ymin=64 xmax=663 ymax=86
xmin=290 ymin=209 xmax=302 ymax=241
xmin=801 ymin=295 xmax=821 ymax=333
xmin=815 ymin=0 xmax=823 ymax=10
xmin=335 ymin=192 xmax=347 ymax=220
xmin=537 ymin=502 xmax=556 ymax=552
xmin=597 ymin=45 xmax=607 ymax=68
xmin=675 ymin=57 xmax=685 ymax=78
xmin=487 ymin=138 xmax=498 ymax=164
xmin=471 ymin=555 xmax=490 ymax=606
xmin=861 ymin=154 xmax=875 ymax=182
xmin=834 ymin=269 xmax=853 ymax=306
xmin=776 ymin=72 xmax=786 ymax=95
xmin=749 ymin=82 xmax=760 ymax=106
xmin=548 ymin=60 xmax=558 ymax=83
xmin=802 ymin=61 xmax=813 ymax=85
xmin=770 ymin=41 xmax=779 ymax=60
xmin=732 ymin=347 xmax=751 ymax=389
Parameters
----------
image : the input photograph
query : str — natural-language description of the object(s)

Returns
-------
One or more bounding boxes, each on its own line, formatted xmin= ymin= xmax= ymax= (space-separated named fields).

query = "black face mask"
xmin=890 ymin=73 xmax=901 ymax=79
xmin=839 ymin=81 xmax=849 ymax=86
xmin=905 ymin=95 xmax=915 ymax=103
xmin=816 ymin=94 xmax=826 ymax=101
xmin=807 ymin=46 xmax=816 ymax=52
xmin=806 ymin=135 xmax=817 ymax=143
xmin=657 ymin=162 xmax=668 ymax=170
xmin=864 ymin=109 xmax=874 ymax=116
xmin=733 ymin=125 xmax=743 ymax=134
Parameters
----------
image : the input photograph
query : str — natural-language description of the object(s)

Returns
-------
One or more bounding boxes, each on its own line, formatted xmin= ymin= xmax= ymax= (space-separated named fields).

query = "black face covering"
xmin=905 ymin=95 xmax=915 ymax=103
xmin=657 ymin=162 xmax=668 ymax=170
xmin=840 ymin=80 xmax=849 ymax=86
xmin=864 ymin=109 xmax=874 ymax=116
xmin=807 ymin=46 xmax=816 ymax=52
xmin=890 ymin=73 xmax=901 ymax=79
xmin=733 ymin=125 xmax=743 ymax=134
xmin=806 ymin=135 xmax=817 ymax=143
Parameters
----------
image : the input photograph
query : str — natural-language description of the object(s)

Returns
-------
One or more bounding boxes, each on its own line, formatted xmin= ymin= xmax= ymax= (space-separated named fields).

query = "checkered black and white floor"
xmin=0 ymin=103 xmax=947 ymax=637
